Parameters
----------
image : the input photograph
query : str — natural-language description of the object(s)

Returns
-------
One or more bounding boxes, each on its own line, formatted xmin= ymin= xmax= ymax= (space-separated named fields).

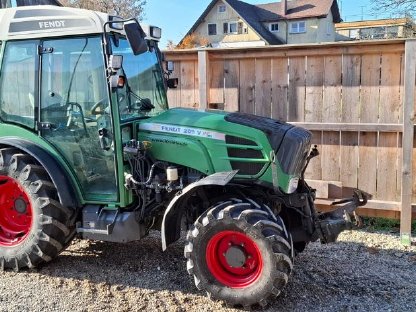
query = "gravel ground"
xmin=0 ymin=230 xmax=415 ymax=312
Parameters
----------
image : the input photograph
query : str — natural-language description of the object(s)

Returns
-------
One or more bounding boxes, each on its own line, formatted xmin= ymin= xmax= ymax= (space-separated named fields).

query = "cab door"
xmin=39 ymin=36 xmax=118 ymax=202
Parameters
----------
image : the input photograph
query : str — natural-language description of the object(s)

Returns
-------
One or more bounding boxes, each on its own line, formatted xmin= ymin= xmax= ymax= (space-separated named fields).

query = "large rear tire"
xmin=185 ymin=198 xmax=293 ymax=309
xmin=0 ymin=147 xmax=76 ymax=270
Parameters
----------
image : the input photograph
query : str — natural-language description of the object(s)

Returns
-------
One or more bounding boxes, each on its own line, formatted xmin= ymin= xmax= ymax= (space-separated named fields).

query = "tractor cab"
xmin=0 ymin=5 xmax=168 ymax=203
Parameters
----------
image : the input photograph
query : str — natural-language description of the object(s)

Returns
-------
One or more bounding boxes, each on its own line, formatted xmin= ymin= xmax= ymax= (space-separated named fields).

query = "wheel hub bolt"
xmin=14 ymin=198 xmax=27 ymax=214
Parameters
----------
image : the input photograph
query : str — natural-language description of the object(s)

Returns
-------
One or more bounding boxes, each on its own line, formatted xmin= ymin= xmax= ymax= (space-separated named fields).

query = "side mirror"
xmin=124 ymin=20 xmax=148 ymax=55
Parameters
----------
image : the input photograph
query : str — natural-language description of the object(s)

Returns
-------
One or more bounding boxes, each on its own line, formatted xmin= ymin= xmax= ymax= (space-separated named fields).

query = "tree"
xmin=371 ymin=0 xmax=415 ymax=17
xmin=60 ymin=0 xmax=146 ymax=20
xmin=176 ymin=33 xmax=209 ymax=49
xmin=166 ymin=40 xmax=176 ymax=50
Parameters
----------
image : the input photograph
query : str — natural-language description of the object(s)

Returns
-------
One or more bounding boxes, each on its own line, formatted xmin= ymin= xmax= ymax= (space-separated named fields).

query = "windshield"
xmin=111 ymin=37 xmax=168 ymax=120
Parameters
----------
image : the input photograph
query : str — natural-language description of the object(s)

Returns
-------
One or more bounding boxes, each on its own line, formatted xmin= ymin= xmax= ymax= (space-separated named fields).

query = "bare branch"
xmin=62 ymin=0 xmax=146 ymax=20
xmin=371 ymin=0 xmax=415 ymax=16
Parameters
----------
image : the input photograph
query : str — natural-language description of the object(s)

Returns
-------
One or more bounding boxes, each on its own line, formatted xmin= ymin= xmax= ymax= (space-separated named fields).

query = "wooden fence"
xmin=164 ymin=39 xmax=416 ymax=244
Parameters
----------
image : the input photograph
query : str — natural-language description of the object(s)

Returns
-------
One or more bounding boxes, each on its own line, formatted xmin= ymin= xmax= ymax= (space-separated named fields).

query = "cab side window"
xmin=0 ymin=41 xmax=37 ymax=128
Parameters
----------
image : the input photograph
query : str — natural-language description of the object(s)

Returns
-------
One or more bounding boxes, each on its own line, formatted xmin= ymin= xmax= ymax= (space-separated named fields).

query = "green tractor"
xmin=0 ymin=5 xmax=366 ymax=308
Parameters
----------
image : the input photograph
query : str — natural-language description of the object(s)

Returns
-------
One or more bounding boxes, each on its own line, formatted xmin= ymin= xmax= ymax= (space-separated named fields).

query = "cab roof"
xmin=0 ymin=5 xmax=111 ymax=40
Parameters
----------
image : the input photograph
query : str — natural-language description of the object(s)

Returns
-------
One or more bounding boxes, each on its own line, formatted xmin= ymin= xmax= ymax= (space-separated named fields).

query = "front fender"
xmin=161 ymin=170 xmax=238 ymax=250
xmin=0 ymin=138 xmax=80 ymax=210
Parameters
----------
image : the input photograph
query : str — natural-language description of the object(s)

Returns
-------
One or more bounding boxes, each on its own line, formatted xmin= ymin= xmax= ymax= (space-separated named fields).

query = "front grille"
xmin=230 ymin=161 xmax=265 ymax=176
xmin=225 ymin=135 xmax=257 ymax=146
xmin=227 ymin=148 xmax=263 ymax=159
xmin=225 ymin=112 xmax=312 ymax=176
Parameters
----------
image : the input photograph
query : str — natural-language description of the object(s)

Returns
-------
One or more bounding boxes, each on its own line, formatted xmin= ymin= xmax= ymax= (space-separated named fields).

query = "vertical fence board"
xmin=378 ymin=133 xmax=399 ymax=201
xmin=209 ymin=60 xmax=225 ymax=107
xmin=341 ymin=132 xmax=359 ymax=189
xmin=323 ymin=56 xmax=342 ymax=122
xmin=255 ymin=58 xmax=272 ymax=117
xmin=401 ymin=40 xmax=416 ymax=244
xmin=412 ymin=135 xmax=416 ymax=202
xmin=358 ymin=132 xmax=378 ymax=196
xmin=360 ymin=54 xmax=381 ymax=123
xmin=377 ymin=53 xmax=402 ymax=201
xmin=167 ymin=61 xmax=181 ymax=108
xmin=194 ymin=60 xmax=200 ymax=109
xmin=379 ymin=53 xmax=401 ymax=123
xmin=321 ymin=131 xmax=340 ymax=181
xmin=271 ymin=58 xmax=288 ymax=121
xmin=397 ymin=133 xmax=403 ymax=201
xmin=340 ymin=55 xmax=361 ymax=190
xmin=180 ymin=61 xmax=197 ymax=108
xmin=197 ymin=51 xmax=209 ymax=110
xmin=342 ymin=55 xmax=361 ymax=123
xmin=305 ymin=56 xmax=324 ymax=122
xmin=239 ymin=59 xmax=256 ymax=114
xmin=359 ymin=54 xmax=381 ymax=197
xmin=224 ymin=60 xmax=240 ymax=112
xmin=288 ymin=57 xmax=306 ymax=122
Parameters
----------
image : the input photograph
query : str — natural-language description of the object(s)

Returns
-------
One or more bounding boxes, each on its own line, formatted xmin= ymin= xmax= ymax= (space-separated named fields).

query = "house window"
xmin=229 ymin=22 xmax=238 ymax=34
xmin=223 ymin=22 xmax=228 ymax=34
xmin=225 ymin=22 xmax=243 ymax=35
xmin=290 ymin=21 xmax=306 ymax=33
xmin=208 ymin=23 xmax=217 ymax=36
xmin=218 ymin=5 xmax=226 ymax=13
xmin=270 ymin=23 xmax=279 ymax=32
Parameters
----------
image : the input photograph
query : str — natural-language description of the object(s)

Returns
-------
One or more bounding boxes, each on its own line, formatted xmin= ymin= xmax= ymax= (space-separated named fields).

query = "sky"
xmin=144 ymin=0 xmax=393 ymax=48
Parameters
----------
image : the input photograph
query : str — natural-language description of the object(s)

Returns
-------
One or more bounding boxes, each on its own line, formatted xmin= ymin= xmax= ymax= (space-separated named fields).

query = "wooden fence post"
xmin=198 ymin=50 xmax=210 ymax=110
xmin=401 ymin=39 xmax=416 ymax=246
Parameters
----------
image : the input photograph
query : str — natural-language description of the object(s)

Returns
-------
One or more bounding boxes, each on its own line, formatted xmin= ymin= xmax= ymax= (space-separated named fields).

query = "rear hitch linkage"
xmin=315 ymin=189 xmax=369 ymax=244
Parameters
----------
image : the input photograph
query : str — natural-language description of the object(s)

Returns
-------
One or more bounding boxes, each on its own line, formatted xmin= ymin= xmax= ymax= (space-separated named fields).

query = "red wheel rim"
xmin=0 ymin=175 xmax=33 ymax=247
xmin=206 ymin=230 xmax=263 ymax=288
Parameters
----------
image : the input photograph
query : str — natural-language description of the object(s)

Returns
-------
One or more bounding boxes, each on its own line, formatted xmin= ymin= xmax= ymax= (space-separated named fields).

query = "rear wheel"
xmin=0 ymin=147 xmax=76 ymax=270
xmin=185 ymin=198 xmax=293 ymax=309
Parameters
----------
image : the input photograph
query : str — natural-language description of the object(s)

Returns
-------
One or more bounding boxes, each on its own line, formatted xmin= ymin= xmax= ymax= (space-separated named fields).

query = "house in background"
xmin=335 ymin=18 xmax=416 ymax=41
xmin=179 ymin=0 xmax=342 ymax=48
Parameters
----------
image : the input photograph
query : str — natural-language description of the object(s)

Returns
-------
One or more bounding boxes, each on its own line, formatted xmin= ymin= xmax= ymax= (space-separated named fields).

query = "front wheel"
xmin=185 ymin=199 xmax=293 ymax=309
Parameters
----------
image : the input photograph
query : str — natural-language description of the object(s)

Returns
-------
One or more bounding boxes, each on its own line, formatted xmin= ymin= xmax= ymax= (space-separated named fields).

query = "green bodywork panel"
xmin=136 ymin=108 xmax=293 ymax=191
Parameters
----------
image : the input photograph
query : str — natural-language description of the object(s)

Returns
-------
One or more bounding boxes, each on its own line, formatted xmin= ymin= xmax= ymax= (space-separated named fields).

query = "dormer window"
xmin=290 ymin=21 xmax=306 ymax=33
xmin=218 ymin=5 xmax=227 ymax=13
xmin=270 ymin=23 xmax=279 ymax=32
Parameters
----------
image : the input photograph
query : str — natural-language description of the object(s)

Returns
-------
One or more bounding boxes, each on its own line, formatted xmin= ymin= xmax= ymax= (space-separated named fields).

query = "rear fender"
xmin=161 ymin=170 xmax=238 ymax=250
xmin=0 ymin=138 xmax=80 ymax=210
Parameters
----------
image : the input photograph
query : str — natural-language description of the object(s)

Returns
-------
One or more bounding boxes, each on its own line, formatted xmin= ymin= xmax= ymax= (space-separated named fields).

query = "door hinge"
xmin=38 ymin=46 xmax=54 ymax=54
xmin=37 ymin=122 xmax=56 ymax=130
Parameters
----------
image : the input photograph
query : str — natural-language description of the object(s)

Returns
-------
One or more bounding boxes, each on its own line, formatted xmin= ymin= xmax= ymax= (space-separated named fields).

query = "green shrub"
xmin=363 ymin=217 xmax=416 ymax=233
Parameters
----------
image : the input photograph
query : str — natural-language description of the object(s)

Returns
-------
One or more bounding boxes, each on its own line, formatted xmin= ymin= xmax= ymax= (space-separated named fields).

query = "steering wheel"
xmin=91 ymin=98 xmax=108 ymax=116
